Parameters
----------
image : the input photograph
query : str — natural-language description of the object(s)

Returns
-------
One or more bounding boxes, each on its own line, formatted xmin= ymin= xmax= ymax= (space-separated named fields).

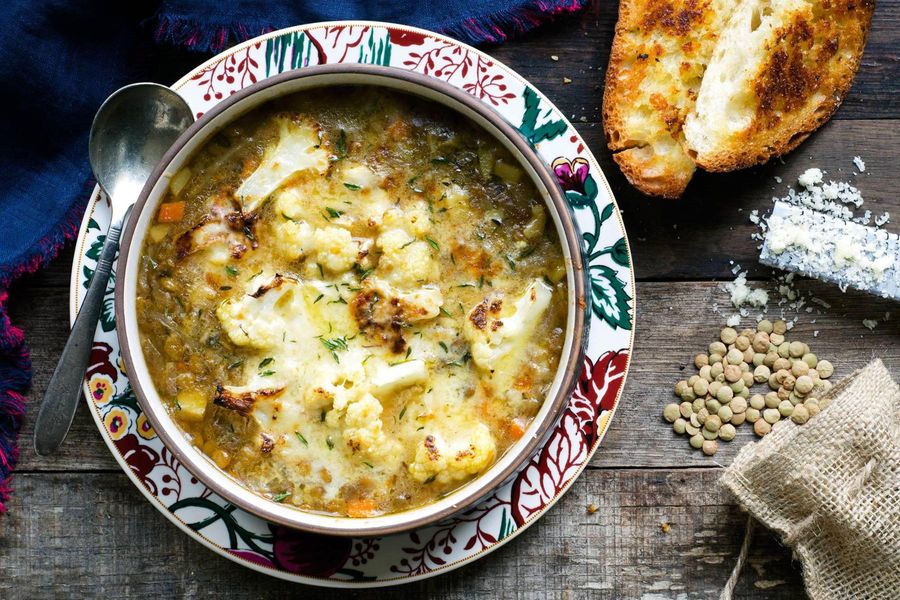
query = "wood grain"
xmin=0 ymin=470 xmax=805 ymax=599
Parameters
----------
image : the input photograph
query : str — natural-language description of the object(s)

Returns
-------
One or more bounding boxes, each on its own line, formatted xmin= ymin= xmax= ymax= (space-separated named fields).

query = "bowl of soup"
xmin=116 ymin=64 xmax=587 ymax=536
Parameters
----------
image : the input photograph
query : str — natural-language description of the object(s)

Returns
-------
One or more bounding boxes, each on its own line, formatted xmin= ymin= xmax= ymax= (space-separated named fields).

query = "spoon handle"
xmin=33 ymin=223 xmax=122 ymax=456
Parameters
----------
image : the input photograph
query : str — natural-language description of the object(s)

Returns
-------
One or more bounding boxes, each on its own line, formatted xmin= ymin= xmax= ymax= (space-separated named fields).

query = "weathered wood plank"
xmin=0 ymin=469 xmax=806 ymax=599
xmin=11 ymin=277 xmax=898 ymax=472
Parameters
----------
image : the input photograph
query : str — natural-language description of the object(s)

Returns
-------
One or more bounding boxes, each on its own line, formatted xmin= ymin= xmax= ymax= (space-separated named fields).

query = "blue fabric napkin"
xmin=0 ymin=0 xmax=586 ymax=509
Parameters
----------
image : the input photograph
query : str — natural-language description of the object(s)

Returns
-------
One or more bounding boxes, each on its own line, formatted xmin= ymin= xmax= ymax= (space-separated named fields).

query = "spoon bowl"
xmin=33 ymin=83 xmax=193 ymax=456
xmin=89 ymin=83 xmax=195 ymax=221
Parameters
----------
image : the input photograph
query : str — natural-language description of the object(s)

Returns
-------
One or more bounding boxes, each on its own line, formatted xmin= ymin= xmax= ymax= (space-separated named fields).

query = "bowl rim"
xmin=115 ymin=63 xmax=587 ymax=537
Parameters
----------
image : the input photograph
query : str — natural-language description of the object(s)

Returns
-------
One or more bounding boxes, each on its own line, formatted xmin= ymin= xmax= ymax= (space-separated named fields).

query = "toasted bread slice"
xmin=603 ymin=0 xmax=732 ymax=198
xmin=683 ymin=0 xmax=874 ymax=171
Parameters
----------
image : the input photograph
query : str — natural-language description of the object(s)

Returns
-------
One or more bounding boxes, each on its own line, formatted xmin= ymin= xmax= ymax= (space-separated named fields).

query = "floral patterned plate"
xmin=70 ymin=21 xmax=634 ymax=587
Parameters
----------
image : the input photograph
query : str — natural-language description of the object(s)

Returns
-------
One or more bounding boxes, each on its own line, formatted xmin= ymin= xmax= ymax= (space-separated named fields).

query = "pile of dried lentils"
xmin=663 ymin=320 xmax=836 ymax=456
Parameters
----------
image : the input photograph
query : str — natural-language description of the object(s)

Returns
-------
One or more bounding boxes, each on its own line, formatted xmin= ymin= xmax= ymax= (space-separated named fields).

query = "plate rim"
xmin=69 ymin=19 xmax=637 ymax=587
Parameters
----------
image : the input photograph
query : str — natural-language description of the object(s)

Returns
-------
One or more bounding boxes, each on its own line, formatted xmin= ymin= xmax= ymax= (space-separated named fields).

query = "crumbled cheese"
xmin=853 ymin=156 xmax=866 ymax=172
xmin=724 ymin=271 xmax=769 ymax=309
xmin=798 ymin=168 xmax=823 ymax=188
xmin=862 ymin=319 xmax=878 ymax=331
xmin=726 ymin=314 xmax=741 ymax=327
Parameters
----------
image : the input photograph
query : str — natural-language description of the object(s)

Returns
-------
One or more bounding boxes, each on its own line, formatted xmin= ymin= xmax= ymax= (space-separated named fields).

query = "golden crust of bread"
xmin=603 ymin=0 xmax=729 ymax=198
xmin=690 ymin=0 xmax=874 ymax=172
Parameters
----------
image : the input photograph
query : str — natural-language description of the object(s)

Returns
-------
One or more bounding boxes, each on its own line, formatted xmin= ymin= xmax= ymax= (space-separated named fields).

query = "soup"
xmin=136 ymin=87 xmax=568 ymax=517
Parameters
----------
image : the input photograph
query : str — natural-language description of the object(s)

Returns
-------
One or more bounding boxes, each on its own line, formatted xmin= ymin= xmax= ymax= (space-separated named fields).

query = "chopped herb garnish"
xmin=519 ymin=245 xmax=536 ymax=259
xmin=295 ymin=432 xmax=308 ymax=446
xmin=242 ymin=224 xmax=255 ymax=242
xmin=324 ymin=207 xmax=344 ymax=219
xmin=227 ymin=359 xmax=244 ymax=370
xmin=400 ymin=238 xmax=417 ymax=249
xmin=343 ymin=182 xmax=362 ymax=191
xmin=362 ymin=353 xmax=374 ymax=365
xmin=398 ymin=406 xmax=407 ymax=420
xmin=362 ymin=461 xmax=375 ymax=469
xmin=317 ymin=263 xmax=325 ymax=278
xmin=423 ymin=474 xmax=437 ymax=484
xmin=417 ymin=426 xmax=425 ymax=431
xmin=328 ymin=296 xmax=348 ymax=305
xmin=357 ymin=266 xmax=375 ymax=281
xmin=504 ymin=255 xmax=517 ymax=270
xmin=258 ymin=357 xmax=274 ymax=368
xmin=248 ymin=270 xmax=262 ymax=281
xmin=425 ymin=236 xmax=440 ymax=251
xmin=326 ymin=436 xmax=334 ymax=450
xmin=542 ymin=275 xmax=554 ymax=287
xmin=146 ymin=256 xmax=158 ymax=270
xmin=438 ymin=341 xmax=449 ymax=352
xmin=225 ymin=265 xmax=238 ymax=277
xmin=405 ymin=347 xmax=412 ymax=360
xmin=457 ymin=282 xmax=476 ymax=288
xmin=449 ymin=252 xmax=456 ymax=265
xmin=313 ymin=293 xmax=324 ymax=304
xmin=259 ymin=370 xmax=276 ymax=377
xmin=218 ymin=286 xmax=232 ymax=291
xmin=319 ymin=336 xmax=349 ymax=363
xmin=336 ymin=129 xmax=347 ymax=158
xmin=439 ymin=306 xmax=452 ymax=318
xmin=273 ymin=491 xmax=291 ymax=502
xmin=478 ymin=274 xmax=485 ymax=289
xmin=281 ymin=212 xmax=298 ymax=222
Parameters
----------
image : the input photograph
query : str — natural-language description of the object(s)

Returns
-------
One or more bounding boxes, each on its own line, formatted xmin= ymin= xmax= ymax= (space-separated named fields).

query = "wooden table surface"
xmin=3 ymin=2 xmax=898 ymax=598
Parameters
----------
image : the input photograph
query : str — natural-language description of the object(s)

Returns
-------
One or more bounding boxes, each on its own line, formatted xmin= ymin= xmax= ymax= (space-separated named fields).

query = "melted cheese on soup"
xmin=136 ymin=87 xmax=568 ymax=517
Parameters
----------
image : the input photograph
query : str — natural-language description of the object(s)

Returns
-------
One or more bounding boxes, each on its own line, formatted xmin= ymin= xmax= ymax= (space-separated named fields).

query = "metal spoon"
xmin=34 ymin=83 xmax=194 ymax=456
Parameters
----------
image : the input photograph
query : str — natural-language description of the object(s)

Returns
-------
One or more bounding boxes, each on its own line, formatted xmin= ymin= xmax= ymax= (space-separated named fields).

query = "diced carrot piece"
xmin=346 ymin=497 xmax=377 ymax=518
xmin=507 ymin=419 xmax=527 ymax=440
xmin=157 ymin=201 xmax=185 ymax=223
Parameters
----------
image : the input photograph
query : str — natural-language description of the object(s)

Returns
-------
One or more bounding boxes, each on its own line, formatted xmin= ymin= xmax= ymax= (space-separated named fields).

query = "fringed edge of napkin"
xmin=153 ymin=0 xmax=589 ymax=53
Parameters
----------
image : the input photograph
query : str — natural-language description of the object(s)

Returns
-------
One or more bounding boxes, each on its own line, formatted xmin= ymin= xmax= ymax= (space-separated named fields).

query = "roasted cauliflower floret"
xmin=270 ymin=218 xmax=315 ymax=259
xmin=312 ymin=226 xmax=357 ymax=273
xmin=376 ymin=229 xmax=438 ymax=286
xmin=408 ymin=422 xmax=497 ymax=484
xmin=382 ymin=202 xmax=432 ymax=236
xmin=215 ymin=274 xmax=304 ymax=348
xmin=332 ymin=392 xmax=402 ymax=468
xmin=235 ymin=116 xmax=329 ymax=212
xmin=269 ymin=219 xmax=356 ymax=273
xmin=304 ymin=359 xmax=367 ymax=412
xmin=371 ymin=359 xmax=428 ymax=398
xmin=463 ymin=279 xmax=552 ymax=373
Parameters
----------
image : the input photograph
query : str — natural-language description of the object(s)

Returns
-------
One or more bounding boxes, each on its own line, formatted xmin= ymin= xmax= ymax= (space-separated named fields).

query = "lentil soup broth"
xmin=136 ymin=87 xmax=568 ymax=517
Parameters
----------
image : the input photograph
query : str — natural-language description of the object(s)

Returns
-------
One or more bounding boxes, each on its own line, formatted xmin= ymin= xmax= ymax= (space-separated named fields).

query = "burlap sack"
xmin=720 ymin=359 xmax=900 ymax=600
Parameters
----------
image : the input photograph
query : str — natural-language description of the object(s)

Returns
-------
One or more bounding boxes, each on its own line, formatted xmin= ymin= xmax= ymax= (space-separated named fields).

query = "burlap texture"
xmin=720 ymin=359 xmax=900 ymax=600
